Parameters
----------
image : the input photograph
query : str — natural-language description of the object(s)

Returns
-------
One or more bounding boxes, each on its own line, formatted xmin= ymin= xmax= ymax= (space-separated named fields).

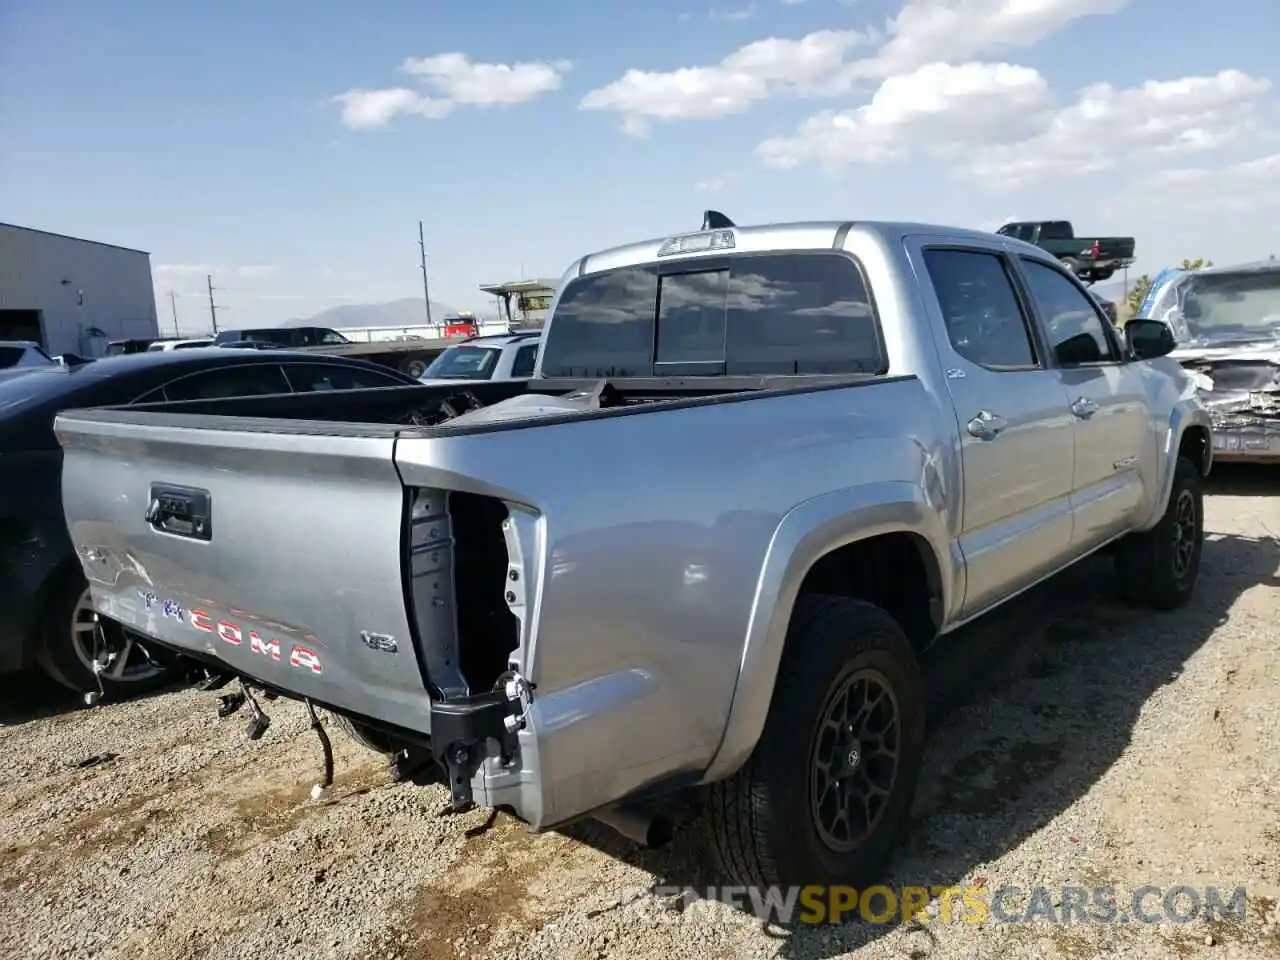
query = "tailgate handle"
xmin=145 ymin=484 xmax=212 ymax=541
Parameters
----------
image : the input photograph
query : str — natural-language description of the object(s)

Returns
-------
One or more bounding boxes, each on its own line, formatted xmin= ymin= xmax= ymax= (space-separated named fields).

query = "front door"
xmin=910 ymin=241 xmax=1076 ymax=618
xmin=1011 ymin=255 xmax=1152 ymax=552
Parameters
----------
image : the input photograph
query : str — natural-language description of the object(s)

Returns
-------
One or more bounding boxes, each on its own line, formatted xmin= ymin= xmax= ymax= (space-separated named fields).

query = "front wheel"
xmin=706 ymin=596 xmax=925 ymax=891
xmin=1114 ymin=455 xmax=1204 ymax=609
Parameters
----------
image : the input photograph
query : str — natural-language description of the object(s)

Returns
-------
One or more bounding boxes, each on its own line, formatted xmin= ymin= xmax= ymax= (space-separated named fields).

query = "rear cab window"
xmin=422 ymin=345 xmax=502 ymax=380
xmin=540 ymin=252 xmax=884 ymax=378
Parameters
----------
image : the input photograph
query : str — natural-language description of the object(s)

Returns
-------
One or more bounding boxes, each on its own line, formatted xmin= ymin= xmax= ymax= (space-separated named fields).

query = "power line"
xmin=418 ymin=220 xmax=433 ymax=326
xmin=206 ymin=274 xmax=224 ymax=333
xmin=168 ymin=290 xmax=180 ymax=337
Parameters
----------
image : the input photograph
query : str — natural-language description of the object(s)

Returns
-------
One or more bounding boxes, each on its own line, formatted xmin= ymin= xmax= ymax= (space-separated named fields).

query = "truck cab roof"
xmin=570 ymin=218 xmax=1045 ymax=280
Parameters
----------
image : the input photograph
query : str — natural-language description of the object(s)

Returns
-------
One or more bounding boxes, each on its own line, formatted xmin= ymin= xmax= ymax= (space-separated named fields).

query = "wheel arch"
xmin=700 ymin=482 xmax=953 ymax=783
xmin=1141 ymin=401 xmax=1213 ymax=532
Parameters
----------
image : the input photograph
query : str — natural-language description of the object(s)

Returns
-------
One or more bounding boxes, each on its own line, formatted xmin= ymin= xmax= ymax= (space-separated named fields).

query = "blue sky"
xmin=2 ymin=0 xmax=1278 ymax=330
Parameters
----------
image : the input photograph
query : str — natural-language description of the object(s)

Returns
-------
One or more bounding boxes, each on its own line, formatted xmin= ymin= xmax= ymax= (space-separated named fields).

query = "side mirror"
xmin=1125 ymin=318 xmax=1176 ymax=360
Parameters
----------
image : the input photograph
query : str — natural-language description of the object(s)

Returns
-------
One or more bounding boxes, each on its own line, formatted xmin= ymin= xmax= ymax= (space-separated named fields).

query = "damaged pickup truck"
xmin=1141 ymin=259 xmax=1280 ymax=463
xmin=55 ymin=214 xmax=1213 ymax=890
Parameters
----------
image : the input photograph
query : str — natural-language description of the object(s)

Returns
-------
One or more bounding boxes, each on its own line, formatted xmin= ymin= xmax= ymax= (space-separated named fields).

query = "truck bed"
xmin=54 ymin=370 xmax=927 ymax=828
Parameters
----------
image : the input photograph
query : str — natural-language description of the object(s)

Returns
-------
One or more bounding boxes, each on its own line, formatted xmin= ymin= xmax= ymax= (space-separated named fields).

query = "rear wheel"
xmin=707 ymin=596 xmax=925 ymax=890
xmin=36 ymin=569 xmax=177 ymax=700
xmin=332 ymin=713 xmax=400 ymax=755
xmin=401 ymin=356 xmax=428 ymax=379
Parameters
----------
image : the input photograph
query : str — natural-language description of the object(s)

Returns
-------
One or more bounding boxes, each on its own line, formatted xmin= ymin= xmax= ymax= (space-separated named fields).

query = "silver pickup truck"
xmin=54 ymin=214 xmax=1212 ymax=891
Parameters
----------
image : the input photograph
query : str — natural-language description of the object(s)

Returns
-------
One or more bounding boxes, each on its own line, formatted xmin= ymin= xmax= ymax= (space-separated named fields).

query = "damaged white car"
xmin=1141 ymin=259 xmax=1280 ymax=463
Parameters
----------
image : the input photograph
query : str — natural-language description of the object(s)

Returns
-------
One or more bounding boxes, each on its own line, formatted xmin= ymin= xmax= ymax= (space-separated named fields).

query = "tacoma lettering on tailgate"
xmin=190 ymin=609 xmax=324 ymax=675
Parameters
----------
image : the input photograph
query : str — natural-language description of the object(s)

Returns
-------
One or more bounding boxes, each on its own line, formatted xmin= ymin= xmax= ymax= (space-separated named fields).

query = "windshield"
xmin=421 ymin=345 xmax=501 ymax=379
xmin=0 ymin=345 xmax=55 ymax=368
xmin=1147 ymin=268 xmax=1280 ymax=345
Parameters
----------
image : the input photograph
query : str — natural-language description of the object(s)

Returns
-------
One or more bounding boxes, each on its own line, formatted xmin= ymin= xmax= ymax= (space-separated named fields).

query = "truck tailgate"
xmin=55 ymin=411 xmax=431 ymax=731
xmin=1095 ymin=237 xmax=1136 ymax=260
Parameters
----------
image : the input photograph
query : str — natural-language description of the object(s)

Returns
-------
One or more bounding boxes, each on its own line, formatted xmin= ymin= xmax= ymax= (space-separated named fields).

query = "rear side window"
xmin=922 ymin=249 xmax=1038 ymax=369
xmin=1038 ymin=222 xmax=1073 ymax=240
xmin=510 ymin=343 xmax=539 ymax=377
xmin=541 ymin=252 xmax=882 ymax=377
xmin=161 ymin=364 xmax=290 ymax=401
xmin=282 ymin=363 xmax=404 ymax=392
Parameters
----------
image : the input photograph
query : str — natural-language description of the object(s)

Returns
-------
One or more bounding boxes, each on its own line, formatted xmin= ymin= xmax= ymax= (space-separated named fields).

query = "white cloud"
xmin=758 ymin=61 xmax=1051 ymax=168
xmin=759 ymin=66 xmax=1274 ymax=190
xmin=964 ymin=69 xmax=1273 ymax=188
xmin=858 ymin=0 xmax=1130 ymax=79
xmin=710 ymin=4 xmax=758 ymax=20
xmin=154 ymin=263 xmax=211 ymax=276
xmin=579 ymin=28 xmax=871 ymax=135
xmin=333 ymin=53 xmax=572 ymax=129
xmin=1139 ymin=152 xmax=1280 ymax=215
xmin=581 ymin=0 xmax=1131 ymax=134
xmin=154 ymin=263 xmax=280 ymax=284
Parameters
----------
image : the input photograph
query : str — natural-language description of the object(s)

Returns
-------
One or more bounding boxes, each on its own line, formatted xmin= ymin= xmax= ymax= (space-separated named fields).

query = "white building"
xmin=0 ymin=222 xmax=159 ymax=357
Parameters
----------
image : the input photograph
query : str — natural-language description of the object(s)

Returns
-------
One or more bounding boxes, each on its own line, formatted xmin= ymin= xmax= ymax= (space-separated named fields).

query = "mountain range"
xmin=280 ymin=297 xmax=472 ymax=329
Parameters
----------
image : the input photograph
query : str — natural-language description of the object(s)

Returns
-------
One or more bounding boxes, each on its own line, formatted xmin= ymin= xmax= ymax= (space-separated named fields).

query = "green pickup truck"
xmin=997 ymin=220 xmax=1136 ymax=283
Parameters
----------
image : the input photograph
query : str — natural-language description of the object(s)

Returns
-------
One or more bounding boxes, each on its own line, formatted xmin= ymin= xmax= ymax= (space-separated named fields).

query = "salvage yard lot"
xmin=2 ymin=467 xmax=1279 ymax=960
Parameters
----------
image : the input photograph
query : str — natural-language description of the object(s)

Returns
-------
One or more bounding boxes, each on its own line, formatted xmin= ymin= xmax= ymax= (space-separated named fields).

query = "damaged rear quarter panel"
xmin=391 ymin=376 xmax=949 ymax=828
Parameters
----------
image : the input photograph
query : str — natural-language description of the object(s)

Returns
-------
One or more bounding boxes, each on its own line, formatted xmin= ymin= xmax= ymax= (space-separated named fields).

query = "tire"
xmin=707 ymin=596 xmax=926 ymax=890
xmin=332 ymin=713 xmax=400 ymax=755
xmin=401 ymin=357 xmax=428 ymax=379
xmin=1114 ymin=455 xmax=1204 ymax=610
xmin=35 ymin=567 xmax=178 ymax=700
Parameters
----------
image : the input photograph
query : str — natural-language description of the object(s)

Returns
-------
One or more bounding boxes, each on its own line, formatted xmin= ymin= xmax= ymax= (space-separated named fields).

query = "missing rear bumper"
xmin=429 ymin=683 xmax=530 ymax=812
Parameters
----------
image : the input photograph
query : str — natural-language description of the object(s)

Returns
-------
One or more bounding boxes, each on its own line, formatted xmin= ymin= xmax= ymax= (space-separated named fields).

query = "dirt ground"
xmin=2 ymin=466 xmax=1279 ymax=960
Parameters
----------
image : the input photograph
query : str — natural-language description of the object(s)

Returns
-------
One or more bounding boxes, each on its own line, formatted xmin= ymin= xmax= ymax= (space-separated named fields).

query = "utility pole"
xmin=206 ymin=274 xmax=221 ymax=333
xmin=168 ymin=290 xmax=180 ymax=336
xmin=418 ymin=220 xmax=433 ymax=326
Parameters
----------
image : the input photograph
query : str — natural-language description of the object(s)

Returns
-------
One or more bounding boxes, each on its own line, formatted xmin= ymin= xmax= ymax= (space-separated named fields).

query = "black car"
xmin=212 ymin=326 xmax=349 ymax=348
xmin=0 ymin=348 xmax=419 ymax=699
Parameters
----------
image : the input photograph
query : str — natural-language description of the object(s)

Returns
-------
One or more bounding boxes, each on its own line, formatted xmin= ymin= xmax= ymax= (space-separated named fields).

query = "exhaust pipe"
xmin=592 ymin=803 xmax=674 ymax=849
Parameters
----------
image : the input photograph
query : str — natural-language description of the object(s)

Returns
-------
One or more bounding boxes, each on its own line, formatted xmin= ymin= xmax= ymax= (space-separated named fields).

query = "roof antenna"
xmin=702 ymin=210 xmax=735 ymax=230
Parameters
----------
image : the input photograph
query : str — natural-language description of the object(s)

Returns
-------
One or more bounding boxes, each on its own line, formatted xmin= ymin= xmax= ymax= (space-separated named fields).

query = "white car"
xmin=417 ymin=331 xmax=541 ymax=386
xmin=146 ymin=337 xmax=216 ymax=351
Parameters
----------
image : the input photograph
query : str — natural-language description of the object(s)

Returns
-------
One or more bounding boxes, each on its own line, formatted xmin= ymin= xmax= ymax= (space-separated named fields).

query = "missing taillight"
xmin=449 ymin=492 xmax=520 ymax=693
xmin=403 ymin=487 xmax=520 ymax=700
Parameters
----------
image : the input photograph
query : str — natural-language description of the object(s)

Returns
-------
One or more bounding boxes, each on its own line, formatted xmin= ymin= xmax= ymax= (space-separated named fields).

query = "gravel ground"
xmin=2 ymin=466 xmax=1279 ymax=960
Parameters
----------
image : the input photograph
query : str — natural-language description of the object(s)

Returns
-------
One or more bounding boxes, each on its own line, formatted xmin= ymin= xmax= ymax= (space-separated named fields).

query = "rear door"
xmin=907 ymin=239 xmax=1076 ymax=618
xmin=1010 ymin=255 xmax=1152 ymax=551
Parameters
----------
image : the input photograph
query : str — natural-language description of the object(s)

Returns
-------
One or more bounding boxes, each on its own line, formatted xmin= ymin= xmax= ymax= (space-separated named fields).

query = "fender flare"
xmin=1140 ymin=400 xmax=1212 ymax=532
xmin=700 ymin=481 xmax=955 ymax=783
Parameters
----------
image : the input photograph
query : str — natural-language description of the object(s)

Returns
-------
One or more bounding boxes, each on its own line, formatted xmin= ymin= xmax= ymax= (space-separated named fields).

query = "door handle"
xmin=146 ymin=483 xmax=213 ymax=541
xmin=1070 ymin=397 xmax=1098 ymax=419
xmin=966 ymin=410 xmax=1007 ymax=440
